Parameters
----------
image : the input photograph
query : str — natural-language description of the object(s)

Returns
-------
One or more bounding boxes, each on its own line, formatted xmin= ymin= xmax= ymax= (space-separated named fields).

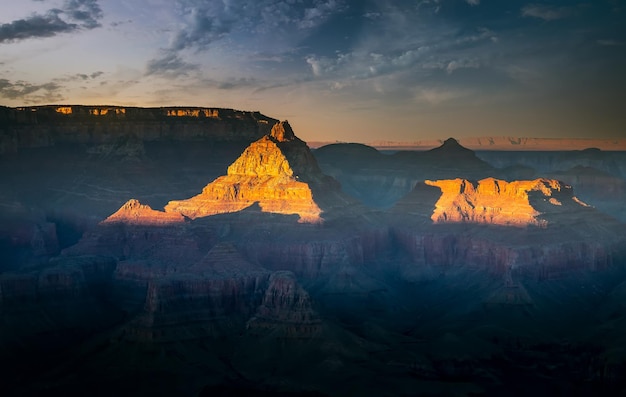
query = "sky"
xmin=0 ymin=0 xmax=625 ymax=142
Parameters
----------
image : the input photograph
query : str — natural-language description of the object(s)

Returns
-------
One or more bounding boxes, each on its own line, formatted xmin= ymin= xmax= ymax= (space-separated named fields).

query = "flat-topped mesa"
xmin=102 ymin=199 xmax=185 ymax=226
xmin=423 ymin=177 xmax=587 ymax=227
xmin=164 ymin=121 xmax=330 ymax=223
xmin=0 ymin=105 xmax=277 ymax=153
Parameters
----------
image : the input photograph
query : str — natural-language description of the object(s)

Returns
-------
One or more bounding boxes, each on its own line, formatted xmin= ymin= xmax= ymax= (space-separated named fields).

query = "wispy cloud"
xmin=0 ymin=0 xmax=103 ymax=43
xmin=521 ymin=4 xmax=571 ymax=21
xmin=0 ymin=78 xmax=64 ymax=103
xmin=466 ymin=0 xmax=480 ymax=6
xmin=145 ymin=0 xmax=346 ymax=77
xmin=53 ymin=70 xmax=105 ymax=82
xmin=145 ymin=53 xmax=198 ymax=77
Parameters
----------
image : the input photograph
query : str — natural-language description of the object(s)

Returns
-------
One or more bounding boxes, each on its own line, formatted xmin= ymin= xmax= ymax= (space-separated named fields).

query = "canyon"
xmin=1 ymin=107 xmax=626 ymax=396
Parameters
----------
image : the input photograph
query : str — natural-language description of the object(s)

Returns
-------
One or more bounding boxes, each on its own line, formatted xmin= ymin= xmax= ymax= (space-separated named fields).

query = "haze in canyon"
xmin=2 ymin=0 xmax=626 ymax=396
xmin=1 ymin=105 xmax=626 ymax=396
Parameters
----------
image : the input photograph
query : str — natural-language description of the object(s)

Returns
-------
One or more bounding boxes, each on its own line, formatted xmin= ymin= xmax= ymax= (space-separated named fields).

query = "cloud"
xmin=145 ymin=0 xmax=346 ymax=77
xmin=53 ymin=71 xmax=105 ymax=82
xmin=0 ymin=0 xmax=103 ymax=43
xmin=521 ymin=4 xmax=571 ymax=21
xmin=446 ymin=58 xmax=480 ymax=74
xmin=465 ymin=0 xmax=480 ymax=5
xmin=0 ymin=78 xmax=64 ymax=103
xmin=63 ymin=0 xmax=102 ymax=29
xmin=299 ymin=0 xmax=344 ymax=29
xmin=145 ymin=53 xmax=198 ymax=77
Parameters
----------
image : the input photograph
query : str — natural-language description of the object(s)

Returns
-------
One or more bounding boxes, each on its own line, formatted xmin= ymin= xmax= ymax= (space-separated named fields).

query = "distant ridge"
xmin=310 ymin=137 xmax=626 ymax=151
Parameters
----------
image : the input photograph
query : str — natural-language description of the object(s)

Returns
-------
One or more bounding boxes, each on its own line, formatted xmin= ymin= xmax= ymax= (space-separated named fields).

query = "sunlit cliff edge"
xmin=423 ymin=178 xmax=588 ymax=227
xmin=0 ymin=105 xmax=276 ymax=153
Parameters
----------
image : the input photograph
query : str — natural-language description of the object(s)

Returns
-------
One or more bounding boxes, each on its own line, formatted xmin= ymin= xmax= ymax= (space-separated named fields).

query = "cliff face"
xmin=165 ymin=121 xmax=334 ymax=223
xmin=0 ymin=105 xmax=276 ymax=153
xmin=390 ymin=175 xmax=625 ymax=277
xmin=246 ymin=271 xmax=322 ymax=338
xmin=423 ymin=178 xmax=585 ymax=227
xmin=392 ymin=228 xmax=617 ymax=278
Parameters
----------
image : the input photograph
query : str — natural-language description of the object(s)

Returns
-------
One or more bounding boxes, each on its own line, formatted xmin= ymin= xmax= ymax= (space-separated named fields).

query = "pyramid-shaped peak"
xmin=270 ymin=120 xmax=297 ymax=142
xmin=103 ymin=199 xmax=185 ymax=225
xmin=428 ymin=137 xmax=474 ymax=155
xmin=441 ymin=137 xmax=462 ymax=148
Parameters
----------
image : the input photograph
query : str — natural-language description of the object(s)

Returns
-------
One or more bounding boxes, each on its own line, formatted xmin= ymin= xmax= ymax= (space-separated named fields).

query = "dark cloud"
xmin=0 ymin=78 xmax=64 ymax=103
xmin=145 ymin=53 xmax=198 ymax=77
xmin=0 ymin=0 xmax=103 ymax=43
xmin=63 ymin=0 xmax=102 ymax=29
xmin=110 ymin=19 xmax=132 ymax=27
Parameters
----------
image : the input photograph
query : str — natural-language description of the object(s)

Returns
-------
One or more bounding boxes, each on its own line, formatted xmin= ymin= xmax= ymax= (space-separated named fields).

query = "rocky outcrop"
xmin=0 ymin=105 xmax=276 ymax=153
xmin=423 ymin=178 xmax=586 ymax=227
xmin=390 ymin=176 xmax=625 ymax=277
xmin=246 ymin=271 xmax=322 ymax=338
xmin=119 ymin=243 xmax=321 ymax=342
xmin=165 ymin=121 xmax=340 ymax=223
xmin=102 ymin=199 xmax=185 ymax=226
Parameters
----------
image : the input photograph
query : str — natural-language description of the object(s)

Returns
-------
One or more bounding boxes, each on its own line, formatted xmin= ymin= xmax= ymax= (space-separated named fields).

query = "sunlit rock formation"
xmin=391 ymin=177 xmax=624 ymax=277
xmin=423 ymin=177 xmax=586 ymax=227
xmin=165 ymin=121 xmax=330 ymax=223
xmin=102 ymin=199 xmax=185 ymax=226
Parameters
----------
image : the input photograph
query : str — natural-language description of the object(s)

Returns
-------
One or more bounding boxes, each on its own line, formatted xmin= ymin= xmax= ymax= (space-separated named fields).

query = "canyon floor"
xmin=1 ymin=111 xmax=626 ymax=396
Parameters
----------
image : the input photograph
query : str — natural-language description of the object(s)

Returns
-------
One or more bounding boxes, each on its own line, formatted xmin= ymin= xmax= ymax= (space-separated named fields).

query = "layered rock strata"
xmin=102 ymin=199 xmax=185 ymax=226
xmin=391 ymin=177 xmax=624 ymax=277
xmin=0 ymin=105 xmax=276 ymax=153
xmin=165 ymin=121 xmax=336 ymax=223
xmin=246 ymin=271 xmax=322 ymax=338
xmin=423 ymin=177 xmax=587 ymax=227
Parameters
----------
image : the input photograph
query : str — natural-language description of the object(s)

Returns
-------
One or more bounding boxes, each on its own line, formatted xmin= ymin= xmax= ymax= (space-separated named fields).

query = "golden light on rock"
xmin=164 ymin=121 xmax=323 ymax=223
xmin=165 ymin=108 xmax=219 ymax=118
xmin=101 ymin=199 xmax=185 ymax=226
xmin=55 ymin=106 xmax=73 ymax=114
xmin=424 ymin=177 xmax=581 ymax=227
xmin=89 ymin=108 xmax=126 ymax=116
